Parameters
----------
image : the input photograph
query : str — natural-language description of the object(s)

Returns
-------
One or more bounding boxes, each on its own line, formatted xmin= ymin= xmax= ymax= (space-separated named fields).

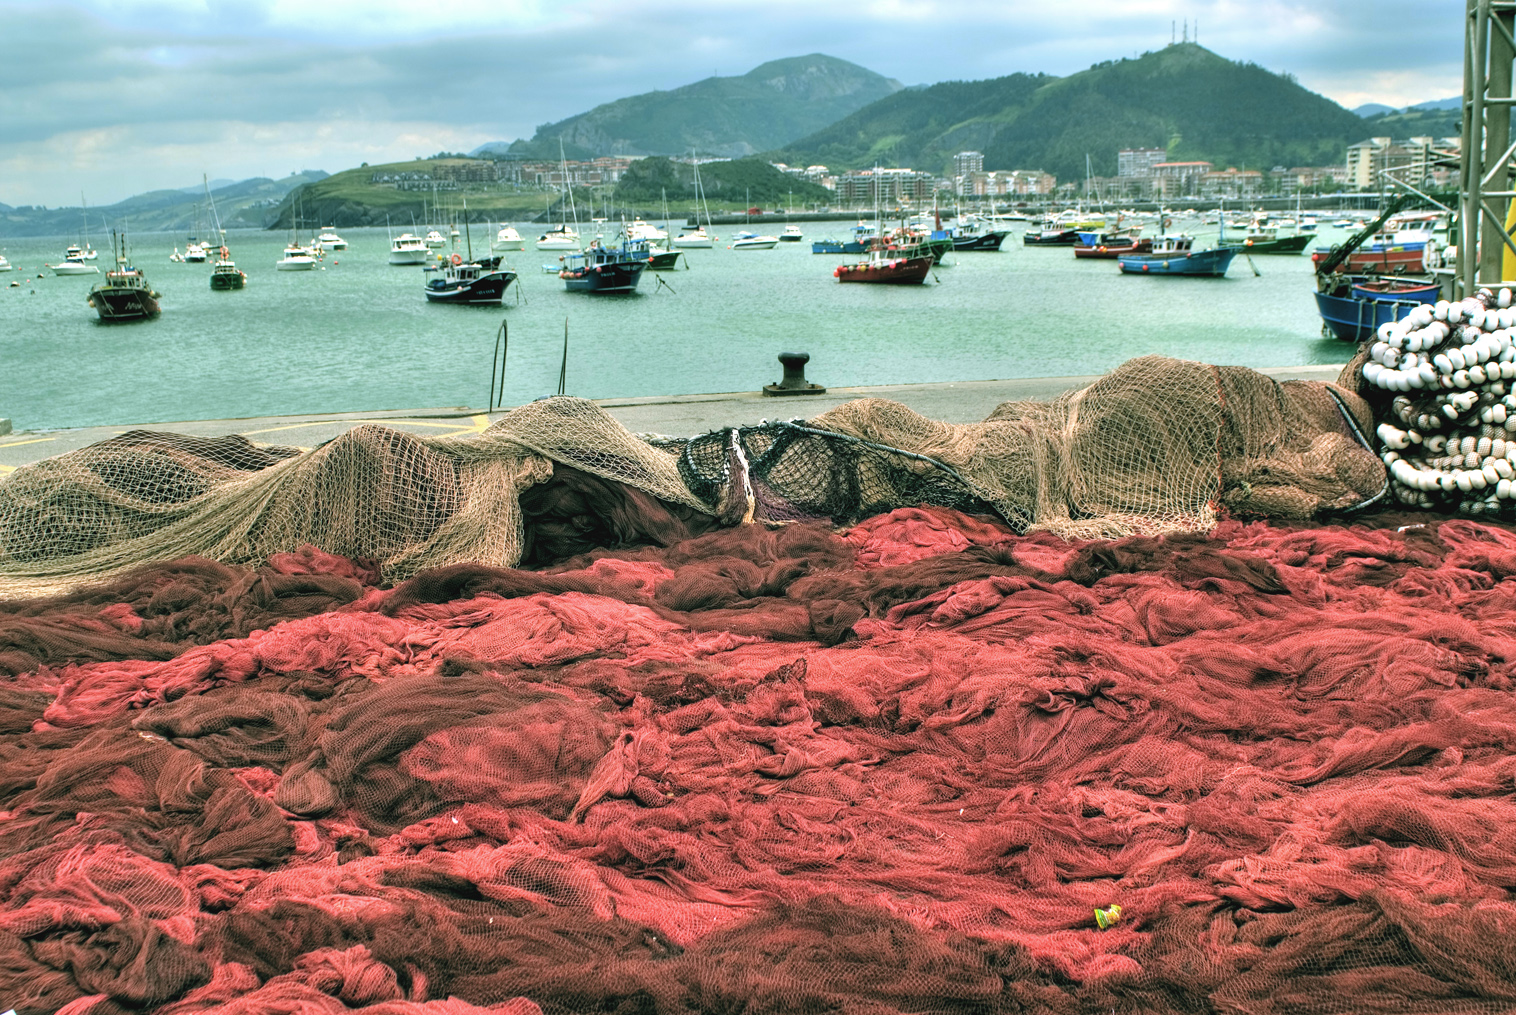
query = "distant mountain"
xmin=0 ymin=172 xmax=328 ymax=237
xmin=1359 ymin=104 xmax=1465 ymax=143
xmin=504 ymin=54 xmax=903 ymax=160
xmin=1411 ymin=97 xmax=1461 ymax=112
xmin=1354 ymin=103 xmax=1396 ymax=117
xmin=768 ymin=44 xmax=1369 ymax=181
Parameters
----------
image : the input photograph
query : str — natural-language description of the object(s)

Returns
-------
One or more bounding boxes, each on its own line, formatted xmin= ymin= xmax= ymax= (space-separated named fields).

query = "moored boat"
xmin=1073 ymin=237 xmax=1153 ymax=259
xmin=50 ymin=245 xmax=99 ymax=275
xmin=88 ymin=233 xmax=161 ymax=321
xmin=0 ymin=255 xmax=11 ymax=273
xmin=1023 ymin=227 xmax=1083 ymax=246
xmin=317 ymin=228 xmax=348 ymax=250
xmin=560 ymin=239 xmax=649 ymax=293
xmin=780 ymin=224 xmax=803 ymax=242
xmin=730 ymin=231 xmax=780 ymax=250
xmin=210 ymin=247 xmax=246 ymax=290
xmin=811 ymin=223 xmax=877 ymax=254
xmin=492 ymin=224 xmax=526 ymax=251
xmin=834 ymin=244 xmax=933 ymax=284
xmin=671 ymin=226 xmax=715 ymax=248
xmin=537 ymin=225 xmax=581 ymax=250
xmin=952 ymin=216 xmax=1008 ymax=251
xmin=389 ymin=232 xmax=430 ymax=265
xmin=1241 ymin=225 xmax=1312 ymax=255
xmin=424 ymin=229 xmax=448 ymax=249
xmin=423 ymin=254 xmax=516 ymax=304
xmin=1314 ymin=274 xmax=1434 ymax=341
xmin=1117 ymin=235 xmax=1239 ymax=277
xmin=275 ymin=242 xmax=316 ymax=271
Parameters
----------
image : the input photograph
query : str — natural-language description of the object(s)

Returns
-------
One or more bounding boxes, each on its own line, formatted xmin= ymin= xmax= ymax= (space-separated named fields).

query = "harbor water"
xmin=0 ymin=221 xmax=1353 ymax=432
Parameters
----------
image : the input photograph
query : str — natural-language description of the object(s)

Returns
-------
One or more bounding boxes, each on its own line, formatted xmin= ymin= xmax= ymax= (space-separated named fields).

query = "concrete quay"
xmin=0 ymin=365 xmax=1347 ymax=475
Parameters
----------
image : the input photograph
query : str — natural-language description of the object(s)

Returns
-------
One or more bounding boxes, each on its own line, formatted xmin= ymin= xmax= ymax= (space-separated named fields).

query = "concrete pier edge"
xmin=0 ymin=364 xmax=1348 ymax=474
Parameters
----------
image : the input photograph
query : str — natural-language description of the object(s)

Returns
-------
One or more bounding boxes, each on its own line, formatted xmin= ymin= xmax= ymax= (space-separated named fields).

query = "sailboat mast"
xmin=464 ymin=198 xmax=473 ymax=262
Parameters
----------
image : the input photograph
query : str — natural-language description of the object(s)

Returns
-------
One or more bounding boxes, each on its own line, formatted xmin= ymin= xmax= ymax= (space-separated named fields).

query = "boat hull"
xmin=647 ymin=250 xmax=684 ymax=270
xmin=537 ymin=238 xmax=580 ymax=250
xmin=210 ymin=268 xmax=246 ymax=290
xmin=275 ymin=258 xmax=315 ymax=271
xmin=51 ymin=261 xmax=99 ymax=276
xmin=835 ymin=255 xmax=933 ymax=284
xmin=812 ymin=240 xmax=870 ymax=254
xmin=953 ymin=231 xmax=1008 ymax=251
xmin=389 ymin=249 xmax=430 ymax=265
xmin=1117 ymin=247 xmax=1239 ymax=277
xmin=1314 ymin=288 xmax=1424 ymax=342
xmin=88 ymin=286 xmax=160 ymax=322
xmin=1023 ymin=230 xmax=1082 ymax=246
xmin=561 ymin=261 xmax=647 ymax=293
xmin=671 ymin=236 xmax=713 ymax=248
xmin=1242 ymin=233 xmax=1312 ymax=255
xmin=1074 ymin=239 xmax=1153 ymax=259
xmin=424 ymin=270 xmax=516 ymax=304
xmin=492 ymin=240 xmax=526 ymax=251
xmin=1311 ymin=245 xmax=1425 ymax=273
xmin=731 ymin=239 xmax=778 ymax=250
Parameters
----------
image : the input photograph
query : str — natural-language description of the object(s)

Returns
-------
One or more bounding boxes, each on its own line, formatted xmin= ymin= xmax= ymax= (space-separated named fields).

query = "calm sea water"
xmin=0 ymin=220 xmax=1350 ymax=431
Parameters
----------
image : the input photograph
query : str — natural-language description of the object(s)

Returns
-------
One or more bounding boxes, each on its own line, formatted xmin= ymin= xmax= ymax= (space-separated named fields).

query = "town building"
xmin=953 ymin=151 xmax=985 ymax=177
xmin=1117 ymin=148 xmax=1168 ymax=178
xmin=835 ymin=168 xmax=940 ymax=204
xmin=1344 ymin=136 xmax=1459 ymax=189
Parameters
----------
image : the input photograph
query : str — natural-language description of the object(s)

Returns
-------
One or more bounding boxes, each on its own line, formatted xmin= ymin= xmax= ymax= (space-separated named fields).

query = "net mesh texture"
xmin=3 ymin=353 xmax=1485 ymax=1015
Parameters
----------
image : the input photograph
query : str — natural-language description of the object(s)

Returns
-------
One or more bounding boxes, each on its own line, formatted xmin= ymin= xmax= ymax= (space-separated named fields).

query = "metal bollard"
xmin=762 ymin=351 xmax=826 ymax=396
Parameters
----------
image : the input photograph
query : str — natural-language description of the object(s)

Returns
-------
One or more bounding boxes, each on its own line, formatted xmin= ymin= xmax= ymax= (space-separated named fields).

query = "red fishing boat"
xmin=833 ymin=244 xmax=933 ymax=284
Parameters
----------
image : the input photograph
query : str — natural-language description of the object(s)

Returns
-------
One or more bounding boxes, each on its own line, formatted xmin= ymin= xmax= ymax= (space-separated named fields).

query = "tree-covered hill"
xmin=768 ymin=44 xmax=1370 ymax=180
xmin=503 ymin=54 xmax=903 ymax=160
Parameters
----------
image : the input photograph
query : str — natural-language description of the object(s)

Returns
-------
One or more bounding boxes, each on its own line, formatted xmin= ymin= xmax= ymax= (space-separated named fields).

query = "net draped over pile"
xmin=0 ymin=356 xmax=1385 ymax=598
xmin=3 ymin=509 xmax=1516 ymax=1013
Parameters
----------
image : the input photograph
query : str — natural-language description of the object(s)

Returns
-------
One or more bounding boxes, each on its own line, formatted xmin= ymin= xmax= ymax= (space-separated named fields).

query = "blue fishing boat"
xmin=1313 ymin=275 xmax=1440 ymax=342
xmin=1116 ymin=235 xmax=1239 ymax=277
xmin=811 ymin=223 xmax=877 ymax=254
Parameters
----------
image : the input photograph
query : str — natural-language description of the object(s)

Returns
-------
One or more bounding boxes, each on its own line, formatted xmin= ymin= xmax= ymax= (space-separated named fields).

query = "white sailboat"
xmin=536 ymin=140 xmax=582 ymax=250
xmin=673 ymin=154 xmax=718 ymax=247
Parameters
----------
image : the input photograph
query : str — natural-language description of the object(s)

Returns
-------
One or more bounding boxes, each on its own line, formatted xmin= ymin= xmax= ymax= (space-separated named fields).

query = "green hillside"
xmin=612 ymin=157 xmax=831 ymax=210
xmin=267 ymin=160 xmax=560 ymax=229
xmin=1358 ymin=105 xmax=1465 ymax=142
xmin=769 ymin=44 xmax=1369 ymax=180
xmin=506 ymin=54 xmax=903 ymax=160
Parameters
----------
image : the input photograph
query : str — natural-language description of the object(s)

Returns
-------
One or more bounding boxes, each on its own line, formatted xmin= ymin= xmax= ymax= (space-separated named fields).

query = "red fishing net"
xmin=3 ymin=506 xmax=1516 ymax=1014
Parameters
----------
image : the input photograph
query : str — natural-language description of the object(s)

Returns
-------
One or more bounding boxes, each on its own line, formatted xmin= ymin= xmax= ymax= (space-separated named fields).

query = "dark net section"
xmin=3 ymin=508 xmax=1516 ymax=1013
xmin=673 ymin=421 xmax=998 ymax=527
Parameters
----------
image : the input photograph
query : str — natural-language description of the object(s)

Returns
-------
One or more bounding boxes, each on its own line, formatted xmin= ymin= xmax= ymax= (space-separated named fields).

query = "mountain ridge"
xmin=503 ymin=54 xmax=903 ymax=160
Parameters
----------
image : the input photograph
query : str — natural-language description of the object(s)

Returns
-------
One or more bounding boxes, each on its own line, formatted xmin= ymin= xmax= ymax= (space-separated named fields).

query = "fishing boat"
xmin=560 ymin=239 xmax=649 ymax=293
xmin=1116 ymin=235 xmax=1239 ymax=277
xmin=730 ymin=231 xmax=779 ymax=250
xmin=833 ymin=244 xmax=933 ymax=285
xmin=87 ymin=233 xmax=160 ymax=321
xmin=811 ymin=223 xmax=878 ymax=254
xmin=1240 ymin=224 xmax=1312 ymax=255
xmin=1314 ymin=274 xmax=1436 ymax=342
xmin=49 ymin=245 xmax=99 ymax=275
xmin=952 ymin=216 xmax=1008 ymax=251
xmin=210 ymin=245 xmax=246 ymax=290
xmin=317 ymin=227 xmax=348 ymax=250
xmin=645 ymin=248 xmax=684 ymax=270
xmin=781 ymin=224 xmax=804 ymax=242
xmin=424 ymin=254 xmax=516 ymax=304
xmin=492 ymin=224 xmax=526 ymax=251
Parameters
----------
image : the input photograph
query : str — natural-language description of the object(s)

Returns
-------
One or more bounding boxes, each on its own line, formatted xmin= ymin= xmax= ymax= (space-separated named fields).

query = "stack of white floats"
xmin=1364 ymin=287 xmax=1516 ymax=513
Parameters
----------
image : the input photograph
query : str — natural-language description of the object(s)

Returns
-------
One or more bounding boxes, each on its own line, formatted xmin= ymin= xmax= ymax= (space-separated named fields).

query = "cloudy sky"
xmin=0 ymin=0 xmax=1465 ymax=207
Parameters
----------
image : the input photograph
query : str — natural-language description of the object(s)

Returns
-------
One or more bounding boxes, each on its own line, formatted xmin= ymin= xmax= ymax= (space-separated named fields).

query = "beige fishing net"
xmin=0 ymin=357 xmax=1386 ymax=597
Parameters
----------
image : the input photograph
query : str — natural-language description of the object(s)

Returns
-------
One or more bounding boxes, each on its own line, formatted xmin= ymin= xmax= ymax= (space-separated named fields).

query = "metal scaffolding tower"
xmin=1460 ymin=0 xmax=1516 ymax=295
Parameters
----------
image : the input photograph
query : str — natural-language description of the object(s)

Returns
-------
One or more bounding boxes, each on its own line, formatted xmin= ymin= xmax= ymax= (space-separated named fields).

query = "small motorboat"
xmin=730 ymin=231 xmax=779 ymax=250
xmin=0 ymin=254 xmax=12 ymax=273
xmin=492 ymin=225 xmax=526 ymax=251
xmin=389 ymin=233 xmax=430 ymax=265
xmin=780 ymin=224 xmax=803 ymax=242
xmin=275 ymin=243 xmax=316 ymax=271
xmin=317 ymin=228 xmax=348 ymax=250
xmin=50 ymin=245 xmax=99 ymax=275
xmin=424 ymin=230 xmax=448 ymax=249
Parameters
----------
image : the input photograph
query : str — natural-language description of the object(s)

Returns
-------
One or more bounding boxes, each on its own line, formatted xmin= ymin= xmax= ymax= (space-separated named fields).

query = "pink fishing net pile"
xmin=3 ymin=506 xmax=1516 ymax=1014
